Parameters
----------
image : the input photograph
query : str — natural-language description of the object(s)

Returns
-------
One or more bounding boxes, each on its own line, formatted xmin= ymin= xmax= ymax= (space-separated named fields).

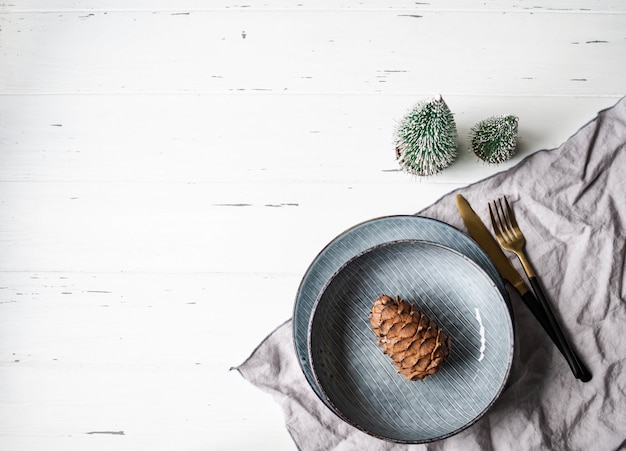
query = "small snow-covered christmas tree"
xmin=469 ymin=115 xmax=519 ymax=164
xmin=394 ymin=95 xmax=458 ymax=176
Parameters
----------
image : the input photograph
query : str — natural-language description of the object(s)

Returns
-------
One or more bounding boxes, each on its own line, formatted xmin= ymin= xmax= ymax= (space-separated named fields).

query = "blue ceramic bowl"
xmin=293 ymin=216 xmax=510 ymax=407
xmin=308 ymin=240 xmax=514 ymax=443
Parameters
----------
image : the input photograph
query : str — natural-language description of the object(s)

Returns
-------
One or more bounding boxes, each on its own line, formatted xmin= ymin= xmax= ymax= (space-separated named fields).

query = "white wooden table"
xmin=1 ymin=1 xmax=624 ymax=449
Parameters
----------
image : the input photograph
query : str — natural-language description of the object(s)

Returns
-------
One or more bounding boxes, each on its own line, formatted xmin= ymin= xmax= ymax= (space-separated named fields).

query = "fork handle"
xmin=528 ymin=277 xmax=592 ymax=382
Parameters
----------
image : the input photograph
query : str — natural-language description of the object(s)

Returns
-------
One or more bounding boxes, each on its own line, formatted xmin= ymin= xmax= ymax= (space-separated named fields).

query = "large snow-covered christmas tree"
xmin=394 ymin=95 xmax=458 ymax=176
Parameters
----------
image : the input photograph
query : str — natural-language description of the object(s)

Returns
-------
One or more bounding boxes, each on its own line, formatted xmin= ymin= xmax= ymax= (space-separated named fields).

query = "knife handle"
xmin=523 ymin=278 xmax=592 ymax=382
xmin=520 ymin=290 xmax=560 ymax=346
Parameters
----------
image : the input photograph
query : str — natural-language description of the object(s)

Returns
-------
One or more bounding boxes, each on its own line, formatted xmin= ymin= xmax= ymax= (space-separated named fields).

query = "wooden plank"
xmin=1 ymin=10 xmax=624 ymax=95
xmin=3 ymin=0 xmax=626 ymax=12
xmin=0 ymin=271 xmax=298 ymax=373
xmin=0 ymin=95 xmax=619 ymax=184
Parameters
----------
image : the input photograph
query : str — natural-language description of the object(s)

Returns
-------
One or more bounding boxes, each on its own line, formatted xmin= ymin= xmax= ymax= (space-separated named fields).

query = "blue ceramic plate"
xmin=293 ymin=215 xmax=510 ymax=404
xmin=308 ymin=240 xmax=514 ymax=443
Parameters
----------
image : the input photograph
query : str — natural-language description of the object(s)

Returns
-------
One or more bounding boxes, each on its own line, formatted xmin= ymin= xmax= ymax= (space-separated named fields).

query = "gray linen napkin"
xmin=235 ymin=97 xmax=626 ymax=450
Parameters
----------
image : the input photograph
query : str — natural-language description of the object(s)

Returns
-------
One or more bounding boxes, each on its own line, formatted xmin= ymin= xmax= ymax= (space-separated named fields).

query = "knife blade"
xmin=456 ymin=194 xmax=532 ymax=296
xmin=455 ymin=194 xmax=561 ymax=350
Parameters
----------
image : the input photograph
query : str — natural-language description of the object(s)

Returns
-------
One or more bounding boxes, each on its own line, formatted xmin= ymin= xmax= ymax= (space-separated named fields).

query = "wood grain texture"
xmin=0 ymin=1 xmax=625 ymax=449
xmin=4 ymin=0 xmax=626 ymax=11
xmin=1 ymin=10 xmax=625 ymax=95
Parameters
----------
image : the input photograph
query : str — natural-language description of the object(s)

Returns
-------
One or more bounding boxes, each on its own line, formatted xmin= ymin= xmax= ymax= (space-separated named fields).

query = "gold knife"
xmin=456 ymin=195 xmax=534 ymax=296
xmin=455 ymin=195 xmax=566 ymax=359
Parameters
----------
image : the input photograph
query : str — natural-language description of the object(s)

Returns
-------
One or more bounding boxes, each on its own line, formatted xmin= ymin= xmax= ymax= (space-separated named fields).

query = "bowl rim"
xmin=306 ymin=238 xmax=515 ymax=444
xmin=292 ymin=214 xmax=511 ymax=408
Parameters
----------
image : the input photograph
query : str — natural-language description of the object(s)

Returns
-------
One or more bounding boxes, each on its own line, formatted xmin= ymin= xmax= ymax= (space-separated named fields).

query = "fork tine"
xmin=494 ymin=198 xmax=511 ymax=243
xmin=488 ymin=201 xmax=503 ymax=240
xmin=501 ymin=196 xmax=523 ymax=244
xmin=503 ymin=196 xmax=520 ymax=235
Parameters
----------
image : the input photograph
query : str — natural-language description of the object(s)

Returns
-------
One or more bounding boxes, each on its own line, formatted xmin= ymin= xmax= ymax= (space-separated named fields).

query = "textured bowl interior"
xmin=308 ymin=240 xmax=514 ymax=444
xmin=293 ymin=215 xmax=510 ymax=405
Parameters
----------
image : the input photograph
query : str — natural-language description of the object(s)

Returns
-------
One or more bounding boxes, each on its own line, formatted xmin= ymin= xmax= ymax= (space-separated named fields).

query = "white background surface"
xmin=1 ymin=1 xmax=625 ymax=449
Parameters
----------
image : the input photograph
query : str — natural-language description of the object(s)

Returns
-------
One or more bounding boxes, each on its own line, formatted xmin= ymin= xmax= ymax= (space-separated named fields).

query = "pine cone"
xmin=369 ymin=295 xmax=450 ymax=381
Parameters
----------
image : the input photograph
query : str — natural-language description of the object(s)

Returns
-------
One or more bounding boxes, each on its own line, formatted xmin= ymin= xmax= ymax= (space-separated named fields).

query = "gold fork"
xmin=488 ymin=196 xmax=592 ymax=382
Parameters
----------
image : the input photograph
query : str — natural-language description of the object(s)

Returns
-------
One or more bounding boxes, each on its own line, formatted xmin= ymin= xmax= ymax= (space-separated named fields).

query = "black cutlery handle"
xmin=528 ymin=277 xmax=592 ymax=382
xmin=520 ymin=290 xmax=561 ymax=348
xmin=520 ymin=289 xmax=591 ymax=381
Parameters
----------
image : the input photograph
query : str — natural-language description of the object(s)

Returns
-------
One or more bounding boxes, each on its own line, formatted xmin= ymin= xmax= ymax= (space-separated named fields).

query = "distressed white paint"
xmin=0 ymin=1 xmax=624 ymax=449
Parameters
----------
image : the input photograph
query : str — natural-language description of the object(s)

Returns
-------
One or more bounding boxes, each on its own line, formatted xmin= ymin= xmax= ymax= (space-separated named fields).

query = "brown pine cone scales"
xmin=369 ymin=295 xmax=451 ymax=381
